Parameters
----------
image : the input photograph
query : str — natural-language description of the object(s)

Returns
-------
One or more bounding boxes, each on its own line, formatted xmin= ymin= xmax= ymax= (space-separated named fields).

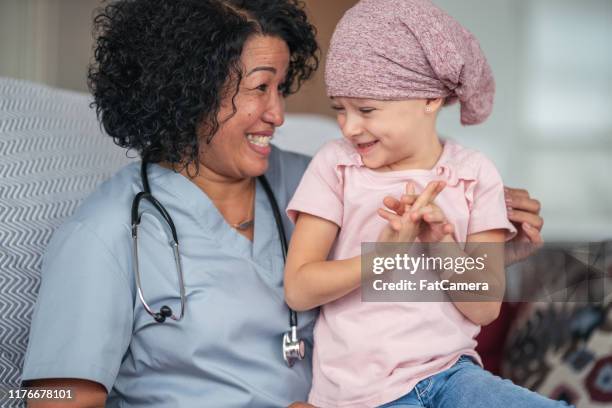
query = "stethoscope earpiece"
xmin=160 ymin=305 xmax=172 ymax=317
xmin=153 ymin=305 xmax=173 ymax=323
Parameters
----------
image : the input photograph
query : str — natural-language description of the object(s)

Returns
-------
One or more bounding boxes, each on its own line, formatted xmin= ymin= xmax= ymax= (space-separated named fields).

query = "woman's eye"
xmin=256 ymin=84 xmax=268 ymax=92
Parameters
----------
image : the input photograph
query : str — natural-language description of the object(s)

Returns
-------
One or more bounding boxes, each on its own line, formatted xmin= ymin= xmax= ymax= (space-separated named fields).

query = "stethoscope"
xmin=130 ymin=160 xmax=305 ymax=367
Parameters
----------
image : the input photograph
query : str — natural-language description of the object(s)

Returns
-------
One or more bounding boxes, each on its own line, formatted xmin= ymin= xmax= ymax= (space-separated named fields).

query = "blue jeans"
xmin=379 ymin=356 xmax=574 ymax=408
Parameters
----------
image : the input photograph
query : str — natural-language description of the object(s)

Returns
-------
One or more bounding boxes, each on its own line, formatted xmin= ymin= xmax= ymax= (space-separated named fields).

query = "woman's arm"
xmin=21 ymin=221 xmax=132 ymax=403
xmin=284 ymin=213 xmax=362 ymax=311
xmin=26 ymin=379 xmax=106 ymax=408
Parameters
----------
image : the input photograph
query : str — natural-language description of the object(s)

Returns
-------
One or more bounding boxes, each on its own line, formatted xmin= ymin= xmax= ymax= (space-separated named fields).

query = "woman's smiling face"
xmin=199 ymin=35 xmax=290 ymax=180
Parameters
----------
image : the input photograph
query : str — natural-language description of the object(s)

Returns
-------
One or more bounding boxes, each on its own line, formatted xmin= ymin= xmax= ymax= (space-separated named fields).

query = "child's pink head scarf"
xmin=325 ymin=0 xmax=494 ymax=125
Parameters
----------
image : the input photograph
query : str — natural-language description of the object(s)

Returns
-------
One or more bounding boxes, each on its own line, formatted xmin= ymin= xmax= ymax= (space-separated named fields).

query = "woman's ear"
xmin=425 ymin=98 xmax=444 ymax=113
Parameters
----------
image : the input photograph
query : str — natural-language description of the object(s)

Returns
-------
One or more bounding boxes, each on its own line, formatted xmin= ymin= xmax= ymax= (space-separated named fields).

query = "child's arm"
xmin=409 ymin=202 xmax=506 ymax=326
xmin=409 ymin=154 xmax=514 ymax=325
xmin=284 ymin=213 xmax=362 ymax=312
xmin=407 ymin=192 xmax=506 ymax=326
xmin=440 ymin=229 xmax=506 ymax=326
xmin=285 ymin=181 xmax=440 ymax=312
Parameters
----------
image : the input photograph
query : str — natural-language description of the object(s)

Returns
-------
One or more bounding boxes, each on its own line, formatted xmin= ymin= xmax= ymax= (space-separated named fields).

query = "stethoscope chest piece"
xmin=282 ymin=326 xmax=305 ymax=367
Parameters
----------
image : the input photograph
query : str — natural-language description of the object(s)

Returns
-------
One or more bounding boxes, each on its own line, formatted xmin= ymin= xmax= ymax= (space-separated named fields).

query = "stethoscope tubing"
xmin=131 ymin=160 xmax=299 ymax=329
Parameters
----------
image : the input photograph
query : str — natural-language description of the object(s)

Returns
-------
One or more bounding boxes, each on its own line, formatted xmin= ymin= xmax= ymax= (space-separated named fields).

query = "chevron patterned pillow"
xmin=0 ymin=77 xmax=133 ymax=407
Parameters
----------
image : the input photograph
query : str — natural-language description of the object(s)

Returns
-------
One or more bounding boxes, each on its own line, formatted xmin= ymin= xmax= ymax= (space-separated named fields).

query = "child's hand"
xmin=376 ymin=182 xmax=420 ymax=244
xmin=407 ymin=181 xmax=454 ymax=242
xmin=410 ymin=202 xmax=455 ymax=243
xmin=379 ymin=180 xmax=453 ymax=243
xmin=381 ymin=180 xmax=443 ymax=216
xmin=377 ymin=180 xmax=447 ymax=243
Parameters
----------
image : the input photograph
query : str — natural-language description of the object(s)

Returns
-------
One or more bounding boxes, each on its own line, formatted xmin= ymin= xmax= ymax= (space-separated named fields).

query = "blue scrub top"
xmin=22 ymin=146 xmax=318 ymax=407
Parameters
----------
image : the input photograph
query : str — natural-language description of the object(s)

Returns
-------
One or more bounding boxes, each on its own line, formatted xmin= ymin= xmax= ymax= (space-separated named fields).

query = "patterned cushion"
xmin=0 ymin=77 xmax=132 ymax=406
xmin=502 ymin=242 xmax=612 ymax=408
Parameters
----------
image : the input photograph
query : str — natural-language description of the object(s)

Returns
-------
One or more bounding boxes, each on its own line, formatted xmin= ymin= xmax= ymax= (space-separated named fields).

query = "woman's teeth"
xmin=247 ymin=134 xmax=272 ymax=147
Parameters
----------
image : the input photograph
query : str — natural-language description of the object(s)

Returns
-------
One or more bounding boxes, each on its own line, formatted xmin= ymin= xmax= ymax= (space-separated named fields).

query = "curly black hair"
xmin=87 ymin=0 xmax=319 ymax=166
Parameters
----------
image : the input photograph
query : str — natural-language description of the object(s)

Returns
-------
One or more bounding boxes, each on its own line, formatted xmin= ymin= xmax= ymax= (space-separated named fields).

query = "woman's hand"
xmin=504 ymin=187 xmax=544 ymax=264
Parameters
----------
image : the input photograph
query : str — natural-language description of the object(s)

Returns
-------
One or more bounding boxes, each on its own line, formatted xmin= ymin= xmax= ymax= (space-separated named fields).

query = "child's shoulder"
xmin=441 ymin=140 xmax=502 ymax=183
xmin=312 ymin=138 xmax=361 ymax=167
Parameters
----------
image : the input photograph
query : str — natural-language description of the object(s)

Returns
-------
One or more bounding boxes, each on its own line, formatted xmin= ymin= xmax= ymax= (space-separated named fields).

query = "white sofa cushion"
xmin=0 ymin=77 xmax=133 ymax=402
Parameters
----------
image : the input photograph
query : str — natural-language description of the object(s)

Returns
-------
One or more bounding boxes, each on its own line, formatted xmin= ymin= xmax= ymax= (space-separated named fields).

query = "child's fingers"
xmin=406 ymin=181 xmax=416 ymax=196
xmin=411 ymin=182 xmax=437 ymax=210
xmin=412 ymin=181 xmax=445 ymax=210
xmin=400 ymin=182 xmax=418 ymax=211
xmin=410 ymin=204 xmax=434 ymax=222
xmin=410 ymin=211 xmax=424 ymax=223
xmin=377 ymin=208 xmax=395 ymax=221
xmin=382 ymin=196 xmax=403 ymax=215
xmin=402 ymin=197 xmax=416 ymax=218
xmin=409 ymin=182 xmax=416 ymax=195
xmin=378 ymin=208 xmax=403 ymax=226
xmin=428 ymin=181 xmax=446 ymax=205
xmin=444 ymin=223 xmax=454 ymax=235
xmin=423 ymin=211 xmax=446 ymax=224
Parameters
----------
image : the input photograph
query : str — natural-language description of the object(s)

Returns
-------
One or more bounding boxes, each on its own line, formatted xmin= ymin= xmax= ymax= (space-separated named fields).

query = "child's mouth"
xmin=356 ymin=140 xmax=379 ymax=154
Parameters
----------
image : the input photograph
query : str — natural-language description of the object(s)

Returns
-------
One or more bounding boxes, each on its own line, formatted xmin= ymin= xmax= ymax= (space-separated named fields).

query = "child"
xmin=284 ymin=0 xmax=570 ymax=407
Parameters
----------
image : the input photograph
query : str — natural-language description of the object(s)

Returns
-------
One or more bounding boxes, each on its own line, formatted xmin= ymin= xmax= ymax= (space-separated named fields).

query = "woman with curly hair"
xmin=21 ymin=0 xmax=544 ymax=407
xmin=23 ymin=1 xmax=320 ymax=406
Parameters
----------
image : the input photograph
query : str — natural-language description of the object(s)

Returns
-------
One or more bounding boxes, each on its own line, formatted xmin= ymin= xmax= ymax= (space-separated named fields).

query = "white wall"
xmin=1 ymin=0 xmax=610 ymax=240
xmin=433 ymin=0 xmax=612 ymax=241
xmin=0 ymin=0 xmax=99 ymax=91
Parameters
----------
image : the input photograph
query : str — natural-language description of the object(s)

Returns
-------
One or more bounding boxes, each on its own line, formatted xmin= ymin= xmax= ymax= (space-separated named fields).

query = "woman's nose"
xmin=262 ymin=91 xmax=285 ymax=127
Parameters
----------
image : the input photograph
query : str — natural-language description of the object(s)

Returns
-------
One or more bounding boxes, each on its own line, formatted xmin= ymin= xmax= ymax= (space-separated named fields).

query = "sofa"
xmin=1 ymin=77 xmax=610 ymax=407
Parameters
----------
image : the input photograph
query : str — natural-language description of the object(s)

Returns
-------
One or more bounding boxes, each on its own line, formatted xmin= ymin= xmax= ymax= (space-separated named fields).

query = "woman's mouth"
xmin=356 ymin=140 xmax=379 ymax=155
xmin=247 ymin=134 xmax=273 ymax=155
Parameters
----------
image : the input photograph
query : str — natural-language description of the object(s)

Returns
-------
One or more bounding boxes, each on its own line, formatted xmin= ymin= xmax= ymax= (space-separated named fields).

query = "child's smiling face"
xmin=330 ymin=97 xmax=442 ymax=171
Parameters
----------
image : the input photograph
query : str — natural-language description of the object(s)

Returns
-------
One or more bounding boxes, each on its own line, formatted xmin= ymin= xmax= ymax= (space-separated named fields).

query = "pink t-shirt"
xmin=287 ymin=138 xmax=517 ymax=407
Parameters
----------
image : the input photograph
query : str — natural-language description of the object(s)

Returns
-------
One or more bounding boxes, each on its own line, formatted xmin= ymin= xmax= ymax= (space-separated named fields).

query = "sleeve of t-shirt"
xmin=286 ymin=142 xmax=344 ymax=227
xmin=467 ymin=157 xmax=517 ymax=239
xmin=21 ymin=221 xmax=133 ymax=393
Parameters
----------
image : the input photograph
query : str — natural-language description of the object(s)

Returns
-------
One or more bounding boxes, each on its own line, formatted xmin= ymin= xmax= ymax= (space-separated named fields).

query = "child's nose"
xmin=340 ymin=113 xmax=363 ymax=139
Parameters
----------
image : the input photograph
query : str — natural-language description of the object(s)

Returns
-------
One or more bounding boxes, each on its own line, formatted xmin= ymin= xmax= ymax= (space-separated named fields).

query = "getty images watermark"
xmin=361 ymin=242 xmax=611 ymax=303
